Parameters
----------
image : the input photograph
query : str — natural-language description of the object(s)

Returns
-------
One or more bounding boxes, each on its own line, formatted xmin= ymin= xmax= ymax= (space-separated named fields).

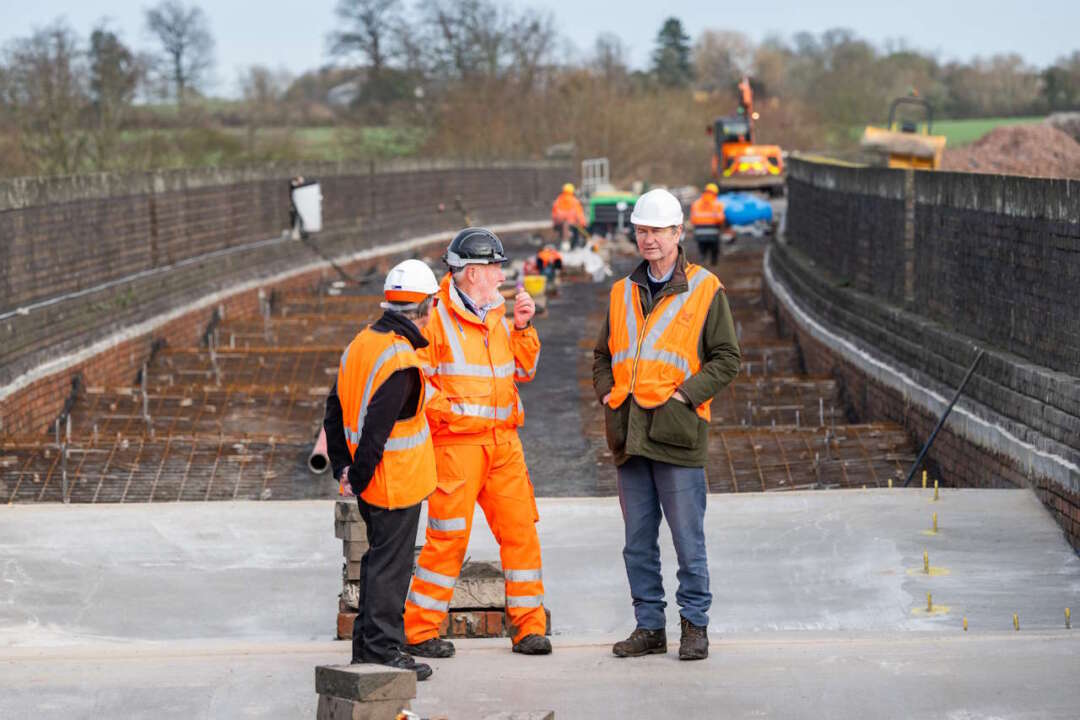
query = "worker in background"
xmin=689 ymin=183 xmax=725 ymax=265
xmin=536 ymin=244 xmax=563 ymax=283
xmin=551 ymin=183 xmax=587 ymax=249
xmin=592 ymin=189 xmax=741 ymax=661
xmin=322 ymin=259 xmax=441 ymax=681
xmin=404 ymin=228 xmax=552 ymax=658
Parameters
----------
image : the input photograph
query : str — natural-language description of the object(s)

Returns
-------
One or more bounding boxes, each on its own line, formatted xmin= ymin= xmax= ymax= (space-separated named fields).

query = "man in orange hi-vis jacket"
xmin=551 ymin=183 xmax=587 ymax=248
xmin=403 ymin=227 xmax=552 ymax=658
xmin=690 ymin=183 xmax=725 ymax=265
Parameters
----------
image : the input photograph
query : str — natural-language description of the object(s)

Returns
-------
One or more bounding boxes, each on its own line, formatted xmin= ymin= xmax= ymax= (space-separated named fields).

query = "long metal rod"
xmin=903 ymin=348 xmax=985 ymax=487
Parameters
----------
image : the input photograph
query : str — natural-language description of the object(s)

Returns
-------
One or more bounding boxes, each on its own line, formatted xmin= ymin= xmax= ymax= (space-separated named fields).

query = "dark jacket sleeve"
xmin=591 ymin=312 xmax=614 ymax=404
xmin=323 ymin=379 xmax=352 ymax=480
xmin=678 ymin=289 xmax=742 ymax=407
xmin=347 ymin=367 xmax=422 ymax=495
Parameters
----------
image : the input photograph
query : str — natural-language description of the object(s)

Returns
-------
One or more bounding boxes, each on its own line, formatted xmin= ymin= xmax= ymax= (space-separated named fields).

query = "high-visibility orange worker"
xmin=536 ymin=244 xmax=563 ymax=282
xmin=552 ymin=183 xmax=587 ymax=248
xmin=689 ymin=183 xmax=725 ymax=265
xmin=404 ymin=228 xmax=552 ymax=657
xmin=593 ymin=189 xmax=741 ymax=662
xmin=323 ymin=259 xmax=442 ymax=681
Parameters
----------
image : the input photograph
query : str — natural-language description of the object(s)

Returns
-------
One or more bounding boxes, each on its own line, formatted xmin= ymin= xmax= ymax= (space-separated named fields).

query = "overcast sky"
xmin=3 ymin=0 xmax=1078 ymax=96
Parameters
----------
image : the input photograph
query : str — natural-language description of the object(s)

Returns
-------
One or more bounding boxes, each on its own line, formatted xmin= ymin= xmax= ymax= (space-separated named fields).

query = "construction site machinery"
xmin=860 ymin=96 xmax=947 ymax=170
xmin=588 ymin=190 xmax=639 ymax=238
xmin=710 ymin=77 xmax=785 ymax=195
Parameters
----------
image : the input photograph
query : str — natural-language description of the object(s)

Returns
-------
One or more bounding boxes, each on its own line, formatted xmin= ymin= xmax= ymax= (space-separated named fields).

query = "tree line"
xmin=1 ymin=0 xmax=1078 ymax=179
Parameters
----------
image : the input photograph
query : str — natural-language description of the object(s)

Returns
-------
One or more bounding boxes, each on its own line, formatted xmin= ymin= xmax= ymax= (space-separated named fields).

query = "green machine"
xmin=587 ymin=190 xmax=639 ymax=238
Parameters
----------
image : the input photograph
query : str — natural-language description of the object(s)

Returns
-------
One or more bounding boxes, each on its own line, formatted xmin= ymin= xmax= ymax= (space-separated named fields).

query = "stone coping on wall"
xmin=788 ymin=154 xmax=1080 ymax=222
xmin=0 ymin=159 xmax=568 ymax=211
xmin=765 ymin=240 xmax=1080 ymax=496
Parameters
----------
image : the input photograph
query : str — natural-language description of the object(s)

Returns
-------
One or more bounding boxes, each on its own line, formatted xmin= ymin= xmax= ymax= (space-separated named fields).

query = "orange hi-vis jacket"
xmin=551 ymin=191 xmax=586 ymax=227
xmin=607 ymin=263 xmax=723 ymax=421
xmin=419 ymin=275 xmax=541 ymax=445
xmin=337 ymin=326 xmax=437 ymax=508
xmin=690 ymin=192 xmax=725 ymax=227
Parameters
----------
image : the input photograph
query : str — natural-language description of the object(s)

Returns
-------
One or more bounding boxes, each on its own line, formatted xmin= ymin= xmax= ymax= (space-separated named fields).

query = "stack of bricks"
xmin=334 ymin=500 xmax=550 ymax=640
xmin=336 ymin=499 xmax=369 ymax=639
xmin=314 ymin=664 xmax=415 ymax=720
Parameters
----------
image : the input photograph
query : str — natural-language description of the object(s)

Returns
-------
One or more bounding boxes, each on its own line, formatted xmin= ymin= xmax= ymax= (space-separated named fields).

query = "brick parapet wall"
xmin=0 ymin=162 xmax=568 ymax=437
xmin=767 ymin=232 xmax=1080 ymax=550
xmin=786 ymin=157 xmax=1080 ymax=376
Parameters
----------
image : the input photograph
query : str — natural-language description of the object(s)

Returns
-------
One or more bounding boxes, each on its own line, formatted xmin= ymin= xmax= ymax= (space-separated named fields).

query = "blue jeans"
xmin=616 ymin=456 xmax=711 ymax=629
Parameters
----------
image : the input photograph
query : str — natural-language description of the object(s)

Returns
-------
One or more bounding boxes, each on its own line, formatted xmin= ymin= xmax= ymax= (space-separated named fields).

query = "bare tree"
xmin=144 ymin=0 xmax=214 ymax=106
xmin=505 ymin=8 xmax=556 ymax=92
xmin=592 ymin=33 xmax=629 ymax=83
xmin=693 ymin=30 xmax=752 ymax=94
xmin=2 ymin=22 xmax=89 ymax=175
xmin=88 ymin=23 xmax=141 ymax=169
xmin=239 ymin=65 xmax=290 ymax=156
xmin=328 ymin=0 xmax=402 ymax=80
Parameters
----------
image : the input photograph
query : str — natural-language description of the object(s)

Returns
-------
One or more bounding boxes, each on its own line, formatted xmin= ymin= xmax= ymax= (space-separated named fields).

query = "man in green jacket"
xmin=592 ymin=188 xmax=740 ymax=661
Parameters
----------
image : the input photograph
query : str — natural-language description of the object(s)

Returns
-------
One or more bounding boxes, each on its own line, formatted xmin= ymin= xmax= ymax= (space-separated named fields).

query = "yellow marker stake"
xmin=888 ymin=478 xmax=893 ymax=489
xmin=933 ymin=512 xmax=938 ymax=533
xmin=1066 ymin=608 xmax=1071 ymax=629
xmin=963 ymin=617 xmax=968 ymax=632
xmin=924 ymin=551 xmax=930 ymax=574
xmin=927 ymin=593 xmax=933 ymax=612
xmin=1013 ymin=613 xmax=1019 ymax=631
xmin=934 ymin=480 xmax=939 ymax=501
xmin=922 ymin=470 xmax=927 ymax=489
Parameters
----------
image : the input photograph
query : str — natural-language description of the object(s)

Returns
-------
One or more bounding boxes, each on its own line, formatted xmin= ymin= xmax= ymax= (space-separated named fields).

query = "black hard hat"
xmin=444 ymin=227 xmax=508 ymax=268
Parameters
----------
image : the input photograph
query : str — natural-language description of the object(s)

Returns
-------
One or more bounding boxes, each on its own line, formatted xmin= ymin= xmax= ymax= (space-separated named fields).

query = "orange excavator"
xmin=709 ymin=77 xmax=785 ymax=195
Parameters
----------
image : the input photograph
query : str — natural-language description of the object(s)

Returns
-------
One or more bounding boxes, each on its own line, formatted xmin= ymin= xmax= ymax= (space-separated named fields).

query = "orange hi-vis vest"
xmin=690 ymin=193 xmax=725 ymax=227
xmin=607 ymin=264 xmax=722 ymax=421
xmin=338 ymin=327 xmax=437 ymax=508
xmin=551 ymin=192 xmax=586 ymax=226
xmin=420 ymin=275 xmax=540 ymax=444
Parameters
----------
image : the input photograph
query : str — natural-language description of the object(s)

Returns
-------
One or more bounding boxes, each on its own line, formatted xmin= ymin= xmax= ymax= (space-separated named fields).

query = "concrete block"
xmin=341 ymin=579 xmax=363 ymax=610
xmin=481 ymin=713 xmax=554 ymax=720
xmin=343 ymin=540 xmax=369 ymax=561
xmin=338 ymin=522 xmax=367 ymax=542
xmin=450 ymin=560 xmax=504 ymax=609
xmin=335 ymin=519 xmax=345 ymax=540
xmin=335 ymin=500 xmax=361 ymax=522
xmin=317 ymin=694 xmax=410 ymax=720
xmin=314 ymin=664 xmax=415 ymax=702
xmin=345 ymin=561 xmax=364 ymax=581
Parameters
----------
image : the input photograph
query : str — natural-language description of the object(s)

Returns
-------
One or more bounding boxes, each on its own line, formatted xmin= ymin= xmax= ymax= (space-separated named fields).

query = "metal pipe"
xmin=903 ymin=348 xmax=985 ymax=487
xmin=308 ymin=427 xmax=331 ymax=474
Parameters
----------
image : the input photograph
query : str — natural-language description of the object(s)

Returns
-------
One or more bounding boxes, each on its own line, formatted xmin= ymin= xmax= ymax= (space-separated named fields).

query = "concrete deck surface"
xmin=2 ymin=489 xmax=1078 ymax=718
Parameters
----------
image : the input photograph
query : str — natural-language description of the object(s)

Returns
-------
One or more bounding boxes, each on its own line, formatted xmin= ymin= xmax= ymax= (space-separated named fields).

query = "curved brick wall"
xmin=774 ymin=157 xmax=1080 ymax=549
xmin=0 ymin=160 xmax=569 ymax=437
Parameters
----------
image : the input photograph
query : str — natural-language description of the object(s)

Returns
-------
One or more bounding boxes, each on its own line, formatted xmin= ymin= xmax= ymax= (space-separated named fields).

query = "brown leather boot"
xmin=612 ymin=628 xmax=667 ymax=657
xmin=678 ymin=616 xmax=708 ymax=660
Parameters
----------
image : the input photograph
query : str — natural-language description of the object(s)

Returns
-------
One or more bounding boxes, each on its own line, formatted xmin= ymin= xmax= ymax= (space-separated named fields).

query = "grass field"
xmin=931 ymin=116 xmax=1045 ymax=146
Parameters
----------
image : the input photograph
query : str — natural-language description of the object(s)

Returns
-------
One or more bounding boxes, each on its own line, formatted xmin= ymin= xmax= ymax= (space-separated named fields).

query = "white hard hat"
xmin=630 ymin=188 xmax=684 ymax=227
xmin=383 ymin=259 xmax=439 ymax=305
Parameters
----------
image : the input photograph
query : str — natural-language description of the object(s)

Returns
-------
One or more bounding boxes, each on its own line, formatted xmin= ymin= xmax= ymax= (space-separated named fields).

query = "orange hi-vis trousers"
xmin=404 ymin=433 xmax=546 ymax=644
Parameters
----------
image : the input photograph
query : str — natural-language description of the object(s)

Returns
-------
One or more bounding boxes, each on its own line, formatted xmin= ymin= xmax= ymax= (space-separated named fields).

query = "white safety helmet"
xmin=630 ymin=188 xmax=684 ymax=228
xmin=382 ymin=259 xmax=439 ymax=309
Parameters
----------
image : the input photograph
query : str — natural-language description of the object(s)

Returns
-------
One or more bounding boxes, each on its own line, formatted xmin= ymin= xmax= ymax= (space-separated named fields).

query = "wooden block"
xmin=317 ymin=694 xmax=410 ymax=720
xmin=314 ymin=664 xmax=416 ymax=702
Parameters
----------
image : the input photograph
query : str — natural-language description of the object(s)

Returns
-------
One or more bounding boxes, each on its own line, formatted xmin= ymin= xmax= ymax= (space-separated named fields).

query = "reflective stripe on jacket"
xmin=690 ymin=193 xmax=725 ymax=227
xmin=338 ymin=327 xmax=436 ymax=508
xmin=420 ymin=274 xmax=540 ymax=444
xmin=607 ymin=263 xmax=722 ymax=421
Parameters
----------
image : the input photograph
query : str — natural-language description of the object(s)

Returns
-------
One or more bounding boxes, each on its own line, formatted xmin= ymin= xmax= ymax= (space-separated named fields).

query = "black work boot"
xmin=372 ymin=651 xmax=433 ymax=681
xmin=678 ymin=616 xmax=708 ymax=660
xmin=612 ymin=628 xmax=667 ymax=657
xmin=512 ymin=633 xmax=552 ymax=655
xmin=406 ymin=637 xmax=455 ymax=658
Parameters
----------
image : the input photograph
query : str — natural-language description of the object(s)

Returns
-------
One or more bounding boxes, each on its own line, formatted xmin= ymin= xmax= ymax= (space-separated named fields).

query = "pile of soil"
xmin=941 ymin=123 xmax=1080 ymax=179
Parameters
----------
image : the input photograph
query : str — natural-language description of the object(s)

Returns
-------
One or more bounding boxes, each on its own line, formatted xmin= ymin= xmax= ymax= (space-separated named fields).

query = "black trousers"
xmin=352 ymin=498 xmax=422 ymax=663
xmin=695 ymin=227 xmax=721 ymax=265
